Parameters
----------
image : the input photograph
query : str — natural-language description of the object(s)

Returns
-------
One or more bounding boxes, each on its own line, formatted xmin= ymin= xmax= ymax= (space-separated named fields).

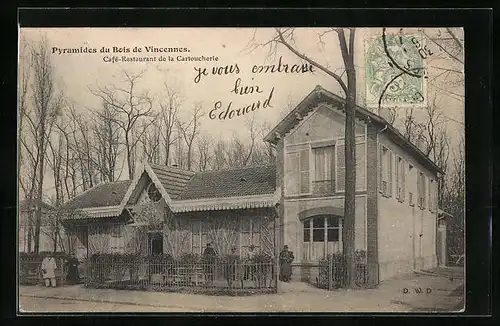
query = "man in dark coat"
xmin=279 ymin=245 xmax=294 ymax=282
xmin=65 ymin=253 xmax=80 ymax=285
xmin=202 ymin=243 xmax=216 ymax=283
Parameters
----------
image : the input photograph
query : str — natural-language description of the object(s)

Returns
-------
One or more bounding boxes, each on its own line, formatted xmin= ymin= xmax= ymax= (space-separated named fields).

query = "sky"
xmin=18 ymin=27 xmax=464 ymax=200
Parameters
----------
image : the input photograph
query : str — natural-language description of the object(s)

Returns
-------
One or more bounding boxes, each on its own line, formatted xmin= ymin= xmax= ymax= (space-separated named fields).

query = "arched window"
xmin=303 ymin=215 xmax=342 ymax=261
xmin=147 ymin=182 xmax=162 ymax=202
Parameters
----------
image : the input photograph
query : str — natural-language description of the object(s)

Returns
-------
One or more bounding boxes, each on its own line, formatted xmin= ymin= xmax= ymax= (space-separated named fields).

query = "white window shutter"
xmin=401 ymin=161 xmax=406 ymax=202
xmin=388 ymin=150 xmax=393 ymax=196
xmin=395 ymin=156 xmax=400 ymax=199
xmin=299 ymin=150 xmax=310 ymax=193
xmin=379 ymin=145 xmax=383 ymax=192
xmin=336 ymin=142 xmax=346 ymax=192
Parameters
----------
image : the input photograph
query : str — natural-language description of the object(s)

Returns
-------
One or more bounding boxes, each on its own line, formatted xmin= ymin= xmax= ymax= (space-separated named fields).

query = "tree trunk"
xmin=34 ymin=124 xmax=47 ymax=254
xmin=125 ymin=134 xmax=133 ymax=179
xmin=341 ymin=31 xmax=357 ymax=289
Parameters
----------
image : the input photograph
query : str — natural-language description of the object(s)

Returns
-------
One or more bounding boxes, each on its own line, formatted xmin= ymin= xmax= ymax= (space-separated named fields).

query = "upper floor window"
xmin=408 ymin=164 xmax=415 ymax=206
xmin=429 ymin=179 xmax=436 ymax=212
xmin=147 ymin=182 xmax=162 ymax=202
xmin=379 ymin=145 xmax=393 ymax=196
xmin=396 ymin=156 xmax=406 ymax=202
xmin=314 ymin=145 xmax=334 ymax=182
xmin=417 ymin=172 xmax=426 ymax=209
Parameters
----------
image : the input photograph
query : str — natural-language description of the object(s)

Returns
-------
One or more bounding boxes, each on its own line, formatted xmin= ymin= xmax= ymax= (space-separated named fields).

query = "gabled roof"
xmin=19 ymin=199 xmax=54 ymax=212
xmin=178 ymin=164 xmax=276 ymax=200
xmin=60 ymin=180 xmax=131 ymax=211
xmin=149 ymin=163 xmax=195 ymax=199
xmin=264 ymin=85 xmax=444 ymax=175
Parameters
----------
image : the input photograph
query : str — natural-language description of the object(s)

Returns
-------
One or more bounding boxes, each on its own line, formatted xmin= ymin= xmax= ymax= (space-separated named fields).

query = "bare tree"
xmin=177 ymin=103 xmax=204 ymax=171
xmin=159 ymin=82 xmax=182 ymax=166
xmin=23 ymin=36 xmax=64 ymax=254
xmin=247 ymin=28 xmax=358 ymax=287
xmin=46 ymin=128 xmax=65 ymax=206
xmin=211 ymin=139 xmax=228 ymax=170
xmin=196 ymin=135 xmax=212 ymax=171
xmin=90 ymin=69 xmax=156 ymax=179
xmin=92 ymin=102 xmax=122 ymax=182
xmin=139 ymin=118 xmax=162 ymax=165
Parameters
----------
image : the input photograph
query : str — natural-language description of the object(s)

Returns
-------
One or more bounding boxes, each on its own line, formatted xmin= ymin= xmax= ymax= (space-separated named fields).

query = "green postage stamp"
xmin=365 ymin=31 xmax=430 ymax=108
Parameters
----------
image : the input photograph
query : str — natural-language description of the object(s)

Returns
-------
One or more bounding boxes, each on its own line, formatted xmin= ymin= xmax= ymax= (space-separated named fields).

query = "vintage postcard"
xmin=18 ymin=27 xmax=465 ymax=313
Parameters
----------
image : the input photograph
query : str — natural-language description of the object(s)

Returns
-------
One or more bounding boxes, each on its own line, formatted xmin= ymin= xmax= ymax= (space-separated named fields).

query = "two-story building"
xmin=58 ymin=85 xmax=442 ymax=283
xmin=264 ymin=85 xmax=442 ymax=281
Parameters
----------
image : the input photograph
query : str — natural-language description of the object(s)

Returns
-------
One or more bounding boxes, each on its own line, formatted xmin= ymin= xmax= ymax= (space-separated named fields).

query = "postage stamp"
xmin=365 ymin=30 xmax=430 ymax=109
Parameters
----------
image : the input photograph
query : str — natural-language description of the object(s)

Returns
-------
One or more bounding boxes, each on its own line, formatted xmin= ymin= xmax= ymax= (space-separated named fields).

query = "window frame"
xmin=191 ymin=219 xmax=209 ymax=255
xmin=240 ymin=217 xmax=261 ymax=255
xmin=418 ymin=172 xmax=426 ymax=209
xmin=313 ymin=145 xmax=335 ymax=183
xmin=110 ymin=224 xmax=125 ymax=253
xmin=303 ymin=215 xmax=343 ymax=259
xmin=408 ymin=164 xmax=414 ymax=206
xmin=379 ymin=145 xmax=393 ymax=197
xmin=396 ymin=156 xmax=406 ymax=202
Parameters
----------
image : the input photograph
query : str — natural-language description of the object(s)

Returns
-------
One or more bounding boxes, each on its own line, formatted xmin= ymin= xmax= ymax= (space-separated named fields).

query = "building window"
xmin=379 ymin=146 xmax=393 ymax=196
xmin=191 ymin=220 xmax=209 ymax=255
xmin=241 ymin=217 xmax=260 ymax=253
xmin=429 ymin=179 xmax=436 ymax=212
xmin=417 ymin=172 xmax=426 ymax=209
xmin=303 ymin=215 xmax=342 ymax=260
xmin=303 ymin=215 xmax=342 ymax=243
xmin=110 ymin=224 xmax=125 ymax=253
xmin=314 ymin=145 xmax=334 ymax=182
xmin=396 ymin=156 xmax=406 ymax=202
xmin=299 ymin=149 xmax=310 ymax=193
xmin=147 ymin=182 xmax=162 ymax=202
xmin=408 ymin=164 xmax=414 ymax=206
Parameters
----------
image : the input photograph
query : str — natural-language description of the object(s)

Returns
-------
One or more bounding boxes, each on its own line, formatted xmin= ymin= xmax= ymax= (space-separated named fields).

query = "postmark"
xmin=365 ymin=29 xmax=429 ymax=109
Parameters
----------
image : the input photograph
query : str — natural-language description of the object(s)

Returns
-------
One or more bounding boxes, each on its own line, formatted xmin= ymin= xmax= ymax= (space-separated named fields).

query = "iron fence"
xmin=84 ymin=256 xmax=277 ymax=294
xmin=293 ymin=262 xmax=379 ymax=290
xmin=19 ymin=257 xmax=67 ymax=286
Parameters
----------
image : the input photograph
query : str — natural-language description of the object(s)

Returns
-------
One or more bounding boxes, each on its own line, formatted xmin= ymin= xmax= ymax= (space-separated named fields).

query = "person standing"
xmin=41 ymin=254 xmax=58 ymax=287
xmin=244 ymin=245 xmax=257 ymax=281
xmin=65 ymin=253 xmax=80 ymax=285
xmin=225 ymin=247 xmax=238 ymax=288
xmin=279 ymin=245 xmax=294 ymax=282
xmin=202 ymin=243 xmax=216 ymax=284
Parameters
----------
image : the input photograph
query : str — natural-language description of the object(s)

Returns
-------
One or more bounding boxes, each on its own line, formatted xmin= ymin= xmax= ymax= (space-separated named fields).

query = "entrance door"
xmin=149 ymin=232 xmax=163 ymax=255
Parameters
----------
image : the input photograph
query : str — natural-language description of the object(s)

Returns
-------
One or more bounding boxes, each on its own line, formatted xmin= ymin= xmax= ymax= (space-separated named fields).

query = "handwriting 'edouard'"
xmin=209 ymin=87 xmax=274 ymax=120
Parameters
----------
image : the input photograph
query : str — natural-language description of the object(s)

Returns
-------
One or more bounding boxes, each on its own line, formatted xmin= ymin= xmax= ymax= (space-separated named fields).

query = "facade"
xmin=19 ymin=200 xmax=65 ymax=253
xmin=60 ymin=165 xmax=278 ymax=262
xmin=264 ymin=85 xmax=442 ymax=282
xmin=59 ymin=85 xmax=443 ymax=283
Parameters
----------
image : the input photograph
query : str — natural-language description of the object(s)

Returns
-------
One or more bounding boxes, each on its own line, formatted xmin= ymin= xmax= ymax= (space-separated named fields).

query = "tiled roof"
xmin=19 ymin=199 xmax=54 ymax=212
xmin=149 ymin=163 xmax=195 ymax=199
xmin=60 ymin=180 xmax=132 ymax=210
xmin=177 ymin=164 xmax=276 ymax=200
xmin=264 ymin=85 xmax=444 ymax=174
